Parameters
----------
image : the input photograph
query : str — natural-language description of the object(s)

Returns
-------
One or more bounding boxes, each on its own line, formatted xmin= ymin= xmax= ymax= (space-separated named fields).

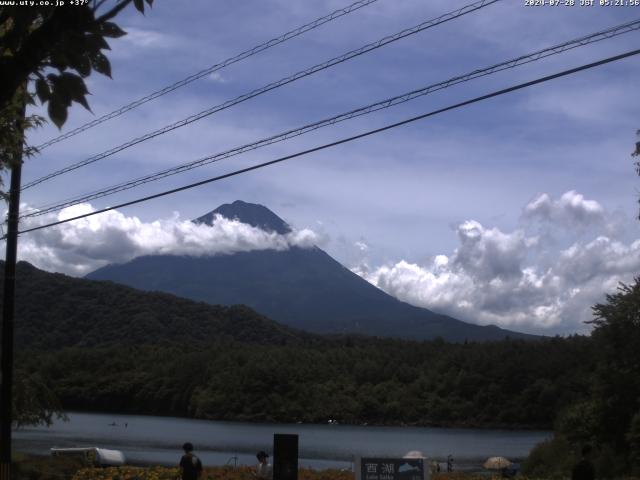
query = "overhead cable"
xmin=22 ymin=18 xmax=640 ymax=218
xmin=34 ymin=0 xmax=381 ymax=151
xmin=23 ymin=0 xmax=501 ymax=191
xmin=14 ymin=47 xmax=640 ymax=238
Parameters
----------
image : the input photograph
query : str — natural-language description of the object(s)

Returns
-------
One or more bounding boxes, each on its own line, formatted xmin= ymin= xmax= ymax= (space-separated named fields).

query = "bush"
xmin=521 ymin=436 xmax=575 ymax=479
xmin=12 ymin=454 xmax=84 ymax=480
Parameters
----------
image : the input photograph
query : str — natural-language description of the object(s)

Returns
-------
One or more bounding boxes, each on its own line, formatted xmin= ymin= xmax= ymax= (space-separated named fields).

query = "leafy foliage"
xmin=12 ymin=453 xmax=84 ymax=480
xmin=526 ymin=278 xmax=640 ymax=477
xmin=6 ymin=262 xmax=597 ymax=429
xmin=3 ymin=261 xmax=599 ymax=430
xmin=0 ymin=0 xmax=152 ymax=126
xmin=521 ymin=436 xmax=575 ymax=479
xmin=634 ymin=130 xmax=640 ymax=219
xmin=0 ymin=0 xmax=152 ymax=196
xmin=71 ymin=466 xmax=354 ymax=480
xmin=12 ymin=370 xmax=67 ymax=428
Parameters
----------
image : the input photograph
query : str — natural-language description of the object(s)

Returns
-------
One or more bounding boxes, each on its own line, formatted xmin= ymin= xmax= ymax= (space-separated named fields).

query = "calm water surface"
xmin=14 ymin=412 xmax=551 ymax=470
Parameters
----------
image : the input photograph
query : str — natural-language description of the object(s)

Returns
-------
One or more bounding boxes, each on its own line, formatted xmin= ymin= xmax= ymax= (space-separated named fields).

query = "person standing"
xmin=571 ymin=445 xmax=595 ymax=480
xmin=179 ymin=442 xmax=203 ymax=480
xmin=256 ymin=451 xmax=272 ymax=479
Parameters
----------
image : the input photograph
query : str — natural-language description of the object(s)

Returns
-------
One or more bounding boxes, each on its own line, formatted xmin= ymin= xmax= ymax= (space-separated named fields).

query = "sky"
xmin=4 ymin=0 xmax=640 ymax=336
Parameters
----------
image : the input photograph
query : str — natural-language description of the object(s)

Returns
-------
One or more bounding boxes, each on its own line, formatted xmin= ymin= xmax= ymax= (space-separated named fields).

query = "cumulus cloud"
xmin=523 ymin=190 xmax=605 ymax=228
xmin=356 ymin=191 xmax=640 ymax=335
xmin=11 ymin=204 xmax=320 ymax=276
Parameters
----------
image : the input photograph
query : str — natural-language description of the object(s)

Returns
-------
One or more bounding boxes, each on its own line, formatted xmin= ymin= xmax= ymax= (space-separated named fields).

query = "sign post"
xmin=355 ymin=457 xmax=429 ymax=480
xmin=273 ymin=433 xmax=298 ymax=480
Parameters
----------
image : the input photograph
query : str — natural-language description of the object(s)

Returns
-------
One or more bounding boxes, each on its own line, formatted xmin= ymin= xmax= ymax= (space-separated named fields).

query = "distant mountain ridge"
xmin=2 ymin=260 xmax=305 ymax=350
xmin=87 ymin=200 xmax=536 ymax=342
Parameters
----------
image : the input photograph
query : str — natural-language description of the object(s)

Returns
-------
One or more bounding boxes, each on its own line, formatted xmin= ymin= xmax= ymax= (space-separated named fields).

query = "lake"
xmin=13 ymin=412 xmax=551 ymax=471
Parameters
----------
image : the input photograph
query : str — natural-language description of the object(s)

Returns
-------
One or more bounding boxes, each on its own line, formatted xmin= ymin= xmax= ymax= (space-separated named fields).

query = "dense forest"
xmin=5 ymin=261 xmax=640 ymax=474
xmin=523 ymin=279 xmax=640 ymax=477
xmin=3 ymin=261 xmax=594 ymax=429
xmin=19 ymin=335 xmax=594 ymax=429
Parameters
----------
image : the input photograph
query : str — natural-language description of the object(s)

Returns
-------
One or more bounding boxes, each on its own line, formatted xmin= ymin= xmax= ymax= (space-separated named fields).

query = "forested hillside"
xmin=19 ymin=337 xmax=595 ymax=428
xmin=5 ymin=261 xmax=306 ymax=349
xmin=5 ymin=261 xmax=596 ymax=429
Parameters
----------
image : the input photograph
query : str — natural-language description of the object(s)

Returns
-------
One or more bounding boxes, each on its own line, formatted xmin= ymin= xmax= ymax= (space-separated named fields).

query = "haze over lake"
xmin=14 ymin=412 xmax=551 ymax=470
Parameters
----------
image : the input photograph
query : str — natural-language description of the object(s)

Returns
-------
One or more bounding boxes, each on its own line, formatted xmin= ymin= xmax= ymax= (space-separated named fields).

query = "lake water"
xmin=13 ymin=412 xmax=551 ymax=471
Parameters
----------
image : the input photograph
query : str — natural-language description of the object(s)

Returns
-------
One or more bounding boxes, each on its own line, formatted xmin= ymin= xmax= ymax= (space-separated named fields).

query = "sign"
xmin=356 ymin=457 xmax=428 ymax=480
xmin=273 ymin=433 xmax=298 ymax=480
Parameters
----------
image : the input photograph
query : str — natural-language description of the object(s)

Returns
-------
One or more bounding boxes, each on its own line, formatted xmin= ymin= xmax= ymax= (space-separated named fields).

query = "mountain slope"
xmin=1 ymin=261 xmax=306 ymax=350
xmin=87 ymin=200 xmax=536 ymax=341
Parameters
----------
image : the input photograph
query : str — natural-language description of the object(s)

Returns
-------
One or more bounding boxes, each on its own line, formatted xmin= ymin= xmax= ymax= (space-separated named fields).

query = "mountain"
xmin=194 ymin=200 xmax=291 ymax=234
xmin=0 ymin=262 xmax=589 ymax=429
xmin=2 ymin=261 xmax=306 ymax=350
xmin=87 ymin=200 xmax=536 ymax=341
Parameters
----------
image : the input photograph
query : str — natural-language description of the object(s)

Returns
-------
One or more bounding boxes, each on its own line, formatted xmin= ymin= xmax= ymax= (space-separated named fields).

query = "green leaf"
xmin=35 ymin=78 xmax=50 ymax=104
xmin=48 ymin=98 xmax=68 ymax=129
xmin=60 ymin=72 xmax=89 ymax=95
xmin=100 ymin=21 xmax=127 ymax=38
xmin=85 ymin=33 xmax=111 ymax=52
xmin=90 ymin=52 xmax=112 ymax=78
xmin=50 ymin=50 xmax=68 ymax=71
xmin=133 ymin=0 xmax=144 ymax=13
xmin=69 ymin=52 xmax=92 ymax=77
xmin=74 ymin=94 xmax=91 ymax=112
xmin=59 ymin=73 xmax=92 ymax=112
xmin=48 ymin=75 xmax=72 ymax=106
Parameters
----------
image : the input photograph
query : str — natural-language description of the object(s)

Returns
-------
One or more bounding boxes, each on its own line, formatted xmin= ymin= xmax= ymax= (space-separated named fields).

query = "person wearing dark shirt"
xmin=179 ymin=442 xmax=203 ymax=480
xmin=572 ymin=445 xmax=595 ymax=480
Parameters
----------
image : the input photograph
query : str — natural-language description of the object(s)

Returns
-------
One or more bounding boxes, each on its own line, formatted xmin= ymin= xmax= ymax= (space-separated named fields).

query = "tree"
xmin=12 ymin=371 xmax=66 ymax=428
xmin=0 ymin=0 xmax=153 ymax=187
xmin=634 ymin=130 xmax=640 ymax=219
xmin=588 ymin=279 xmax=640 ymax=458
xmin=0 ymin=0 xmax=152 ymax=432
xmin=1 ymin=0 xmax=153 ymax=123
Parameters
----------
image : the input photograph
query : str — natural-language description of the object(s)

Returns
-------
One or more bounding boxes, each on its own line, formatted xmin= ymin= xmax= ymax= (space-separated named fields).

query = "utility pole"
xmin=0 ymin=93 xmax=25 ymax=480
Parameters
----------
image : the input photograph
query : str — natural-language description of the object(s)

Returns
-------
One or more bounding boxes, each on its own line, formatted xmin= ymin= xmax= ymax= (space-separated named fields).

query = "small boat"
xmin=50 ymin=447 xmax=126 ymax=466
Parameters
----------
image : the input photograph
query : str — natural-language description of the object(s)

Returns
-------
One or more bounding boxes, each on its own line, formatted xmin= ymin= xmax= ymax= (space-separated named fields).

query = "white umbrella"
xmin=484 ymin=457 xmax=512 ymax=470
xmin=403 ymin=451 xmax=425 ymax=458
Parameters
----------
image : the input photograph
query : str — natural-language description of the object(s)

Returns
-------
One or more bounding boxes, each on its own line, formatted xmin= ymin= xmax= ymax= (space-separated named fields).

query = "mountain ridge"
xmin=3 ymin=260 xmax=307 ymax=350
xmin=87 ymin=200 xmax=537 ymax=342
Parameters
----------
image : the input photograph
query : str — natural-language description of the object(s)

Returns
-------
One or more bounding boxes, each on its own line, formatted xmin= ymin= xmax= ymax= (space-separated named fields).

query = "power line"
xmin=14 ymin=48 xmax=640 ymax=238
xmin=22 ymin=18 xmax=640 ymax=218
xmin=34 ymin=0 xmax=380 ymax=151
xmin=22 ymin=0 xmax=501 ymax=191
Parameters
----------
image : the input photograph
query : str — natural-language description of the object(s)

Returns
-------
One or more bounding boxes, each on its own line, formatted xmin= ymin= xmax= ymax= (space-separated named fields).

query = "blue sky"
xmin=8 ymin=0 xmax=640 ymax=335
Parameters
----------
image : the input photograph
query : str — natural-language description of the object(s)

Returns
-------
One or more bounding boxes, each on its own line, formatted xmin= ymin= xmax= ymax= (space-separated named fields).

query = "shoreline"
xmin=14 ymin=412 xmax=545 ymax=473
xmin=61 ymin=408 xmax=551 ymax=432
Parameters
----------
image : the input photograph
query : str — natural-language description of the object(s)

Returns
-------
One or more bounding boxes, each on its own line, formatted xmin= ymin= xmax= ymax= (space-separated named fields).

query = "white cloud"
xmin=356 ymin=191 xmax=640 ymax=335
xmin=11 ymin=204 xmax=320 ymax=276
xmin=524 ymin=190 xmax=605 ymax=228
xmin=208 ymin=72 xmax=228 ymax=83
xmin=119 ymin=27 xmax=183 ymax=49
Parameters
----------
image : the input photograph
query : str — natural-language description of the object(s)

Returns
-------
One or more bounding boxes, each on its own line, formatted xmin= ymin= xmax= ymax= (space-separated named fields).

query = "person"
xmin=447 ymin=454 xmax=454 ymax=472
xmin=571 ymin=445 xmax=595 ymax=480
xmin=179 ymin=442 xmax=203 ymax=480
xmin=255 ymin=450 xmax=272 ymax=479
